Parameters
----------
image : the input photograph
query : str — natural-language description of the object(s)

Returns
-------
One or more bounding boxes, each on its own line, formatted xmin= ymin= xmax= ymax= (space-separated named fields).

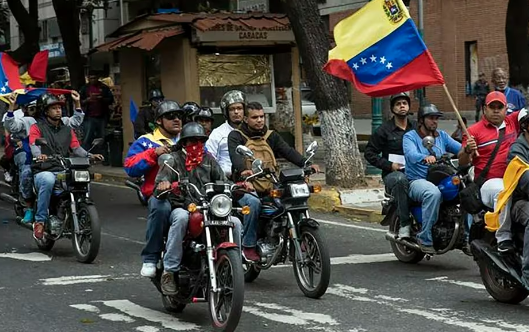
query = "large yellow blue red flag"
xmin=323 ymin=0 xmax=444 ymax=97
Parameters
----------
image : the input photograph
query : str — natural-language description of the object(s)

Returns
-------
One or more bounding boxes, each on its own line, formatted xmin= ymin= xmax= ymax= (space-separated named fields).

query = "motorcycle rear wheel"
xmin=389 ymin=216 xmax=425 ymax=264
xmin=162 ymin=295 xmax=186 ymax=313
xmin=208 ymin=248 xmax=244 ymax=332
xmin=72 ymin=203 xmax=101 ymax=264
xmin=35 ymin=235 xmax=55 ymax=251
xmin=292 ymin=226 xmax=331 ymax=299
xmin=479 ymin=262 xmax=529 ymax=304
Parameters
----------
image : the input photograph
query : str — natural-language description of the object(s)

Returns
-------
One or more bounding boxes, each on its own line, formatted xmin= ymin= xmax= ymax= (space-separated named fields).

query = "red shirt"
xmin=29 ymin=124 xmax=81 ymax=149
xmin=462 ymin=112 xmax=519 ymax=180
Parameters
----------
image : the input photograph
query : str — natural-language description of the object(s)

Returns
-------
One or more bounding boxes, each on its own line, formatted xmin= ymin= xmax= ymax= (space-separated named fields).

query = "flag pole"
xmin=442 ymin=83 xmax=479 ymax=156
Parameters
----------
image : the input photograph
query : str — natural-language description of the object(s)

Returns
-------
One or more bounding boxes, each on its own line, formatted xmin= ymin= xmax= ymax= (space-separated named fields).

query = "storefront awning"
xmin=94 ymin=27 xmax=184 ymax=53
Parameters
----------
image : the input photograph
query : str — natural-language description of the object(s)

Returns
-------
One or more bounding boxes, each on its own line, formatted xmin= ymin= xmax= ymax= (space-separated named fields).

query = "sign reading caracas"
xmin=195 ymin=21 xmax=294 ymax=42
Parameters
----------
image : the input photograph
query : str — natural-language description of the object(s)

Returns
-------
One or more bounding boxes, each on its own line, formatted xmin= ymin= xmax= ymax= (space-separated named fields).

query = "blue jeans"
xmin=164 ymin=208 xmax=242 ymax=272
xmin=82 ymin=117 xmax=107 ymax=154
xmin=14 ymin=151 xmax=33 ymax=200
xmin=141 ymin=197 xmax=172 ymax=264
xmin=34 ymin=171 xmax=58 ymax=222
xmin=238 ymin=193 xmax=262 ymax=247
xmin=383 ymin=171 xmax=410 ymax=227
xmin=409 ymin=179 xmax=442 ymax=246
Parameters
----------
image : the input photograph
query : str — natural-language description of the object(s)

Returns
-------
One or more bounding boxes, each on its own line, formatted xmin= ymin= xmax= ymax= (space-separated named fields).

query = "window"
xmin=198 ymin=54 xmax=276 ymax=112
xmin=38 ymin=20 xmax=48 ymax=42
xmin=465 ymin=41 xmax=478 ymax=96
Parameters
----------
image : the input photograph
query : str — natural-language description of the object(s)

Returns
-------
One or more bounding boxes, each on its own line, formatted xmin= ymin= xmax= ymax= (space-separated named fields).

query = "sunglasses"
xmin=163 ymin=112 xmax=183 ymax=120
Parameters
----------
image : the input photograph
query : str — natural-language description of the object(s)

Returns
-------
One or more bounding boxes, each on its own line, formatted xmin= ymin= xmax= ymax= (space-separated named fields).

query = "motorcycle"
xmin=470 ymin=203 xmax=529 ymax=304
xmin=0 ymin=138 xmax=103 ymax=263
xmin=382 ymin=136 xmax=473 ymax=263
xmin=152 ymin=154 xmax=245 ymax=332
xmin=234 ymin=141 xmax=331 ymax=299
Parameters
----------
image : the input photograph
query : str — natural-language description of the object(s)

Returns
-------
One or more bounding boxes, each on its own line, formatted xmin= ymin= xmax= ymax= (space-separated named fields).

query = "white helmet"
xmin=518 ymin=108 xmax=529 ymax=126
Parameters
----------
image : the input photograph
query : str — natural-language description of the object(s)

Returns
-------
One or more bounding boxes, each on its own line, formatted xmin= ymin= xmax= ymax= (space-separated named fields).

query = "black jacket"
xmin=134 ymin=106 xmax=156 ymax=137
xmin=228 ymin=123 xmax=306 ymax=182
xmin=154 ymin=149 xmax=226 ymax=209
xmin=364 ymin=118 xmax=416 ymax=178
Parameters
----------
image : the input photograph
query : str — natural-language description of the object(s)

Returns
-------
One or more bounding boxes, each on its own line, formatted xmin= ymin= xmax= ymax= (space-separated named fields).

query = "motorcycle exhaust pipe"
xmin=0 ymin=193 xmax=18 ymax=204
xmin=125 ymin=180 xmax=142 ymax=192
xmin=385 ymin=231 xmax=421 ymax=252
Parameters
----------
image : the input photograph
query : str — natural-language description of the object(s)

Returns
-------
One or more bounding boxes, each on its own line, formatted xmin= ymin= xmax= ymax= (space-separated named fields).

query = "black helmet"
xmin=37 ymin=93 xmax=64 ymax=113
xmin=155 ymin=100 xmax=183 ymax=120
xmin=220 ymin=90 xmax=246 ymax=118
xmin=178 ymin=122 xmax=208 ymax=146
xmin=390 ymin=92 xmax=411 ymax=109
xmin=418 ymin=104 xmax=443 ymax=121
xmin=148 ymin=89 xmax=164 ymax=101
xmin=182 ymin=102 xmax=200 ymax=122
xmin=193 ymin=107 xmax=214 ymax=122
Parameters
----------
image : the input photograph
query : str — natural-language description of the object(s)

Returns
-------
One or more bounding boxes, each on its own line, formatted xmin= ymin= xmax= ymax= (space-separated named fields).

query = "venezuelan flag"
xmin=324 ymin=0 xmax=444 ymax=97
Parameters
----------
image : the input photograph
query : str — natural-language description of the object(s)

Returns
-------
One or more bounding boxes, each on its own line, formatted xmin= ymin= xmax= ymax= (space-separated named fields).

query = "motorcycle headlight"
xmin=289 ymin=183 xmax=310 ymax=198
xmin=210 ymin=194 xmax=232 ymax=218
xmin=73 ymin=170 xmax=90 ymax=182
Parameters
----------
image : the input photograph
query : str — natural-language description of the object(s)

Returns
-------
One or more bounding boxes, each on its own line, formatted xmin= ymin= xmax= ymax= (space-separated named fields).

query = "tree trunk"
xmin=52 ymin=0 xmax=86 ymax=90
xmin=506 ymin=0 xmax=529 ymax=96
xmin=6 ymin=0 xmax=40 ymax=65
xmin=282 ymin=0 xmax=365 ymax=187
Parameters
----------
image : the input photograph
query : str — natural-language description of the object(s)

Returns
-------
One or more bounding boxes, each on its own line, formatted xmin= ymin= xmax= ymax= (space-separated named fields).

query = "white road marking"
xmin=0 ymin=252 xmax=52 ymax=261
xmin=102 ymin=232 xmax=145 ymax=245
xmin=100 ymin=313 xmax=136 ymax=323
xmin=40 ymin=274 xmax=135 ymax=286
xmin=100 ymin=300 xmax=199 ymax=331
xmin=136 ymin=327 xmax=160 ymax=332
xmin=317 ymin=219 xmax=386 ymax=233
xmin=426 ymin=276 xmax=485 ymax=290
xmin=244 ymin=302 xmax=339 ymax=327
xmin=70 ymin=304 xmax=100 ymax=313
xmin=274 ymin=253 xmax=395 ymax=268
xmin=92 ymin=181 xmax=129 ymax=189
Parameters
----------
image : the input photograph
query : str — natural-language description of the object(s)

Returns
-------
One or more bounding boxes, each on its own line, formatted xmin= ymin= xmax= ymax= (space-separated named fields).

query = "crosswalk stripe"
xmin=425 ymin=276 xmax=485 ymax=290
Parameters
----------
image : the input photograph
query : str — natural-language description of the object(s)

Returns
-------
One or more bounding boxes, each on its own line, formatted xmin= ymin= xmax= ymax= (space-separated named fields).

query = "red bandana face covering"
xmin=185 ymin=141 xmax=205 ymax=171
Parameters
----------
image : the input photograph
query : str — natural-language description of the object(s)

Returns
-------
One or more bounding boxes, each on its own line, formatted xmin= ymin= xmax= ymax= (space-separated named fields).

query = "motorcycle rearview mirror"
xmin=35 ymin=138 xmax=48 ymax=146
xmin=158 ymin=153 xmax=173 ymax=167
xmin=88 ymin=138 xmax=104 ymax=152
xmin=422 ymin=136 xmax=435 ymax=149
xmin=236 ymin=145 xmax=255 ymax=160
xmin=251 ymin=159 xmax=263 ymax=173
xmin=306 ymin=141 xmax=318 ymax=155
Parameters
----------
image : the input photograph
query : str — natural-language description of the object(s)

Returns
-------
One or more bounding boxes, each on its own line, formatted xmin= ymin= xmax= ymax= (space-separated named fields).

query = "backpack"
xmin=236 ymin=129 xmax=278 ymax=193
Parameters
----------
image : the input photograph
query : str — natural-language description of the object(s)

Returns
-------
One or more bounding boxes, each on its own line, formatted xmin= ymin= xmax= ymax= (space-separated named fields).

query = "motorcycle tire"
xmin=243 ymin=264 xmax=261 ymax=283
xmin=389 ymin=216 xmax=425 ymax=264
xmin=208 ymin=248 xmax=244 ymax=332
xmin=292 ymin=226 xmax=331 ymax=299
xmin=161 ymin=295 xmax=186 ymax=313
xmin=72 ymin=203 xmax=101 ymax=264
xmin=35 ymin=236 xmax=55 ymax=251
xmin=478 ymin=260 xmax=529 ymax=304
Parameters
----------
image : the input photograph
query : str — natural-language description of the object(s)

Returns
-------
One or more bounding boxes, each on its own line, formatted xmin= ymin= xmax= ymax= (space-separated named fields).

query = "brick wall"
xmin=328 ymin=0 xmax=508 ymax=117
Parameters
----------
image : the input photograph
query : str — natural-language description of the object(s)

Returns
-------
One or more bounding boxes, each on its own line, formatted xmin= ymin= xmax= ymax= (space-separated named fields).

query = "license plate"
xmin=207 ymin=219 xmax=233 ymax=227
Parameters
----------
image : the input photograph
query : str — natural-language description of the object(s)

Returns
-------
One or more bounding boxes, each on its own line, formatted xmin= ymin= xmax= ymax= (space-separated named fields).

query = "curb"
xmin=92 ymin=171 xmax=129 ymax=184
xmin=308 ymin=187 xmax=341 ymax=213
xmin=335 ymin=205 xmax=383 ymax=224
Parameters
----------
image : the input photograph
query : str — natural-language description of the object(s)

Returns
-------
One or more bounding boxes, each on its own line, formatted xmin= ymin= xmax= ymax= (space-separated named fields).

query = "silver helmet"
xmin=220 ymin=90 xmax=246 ymax=118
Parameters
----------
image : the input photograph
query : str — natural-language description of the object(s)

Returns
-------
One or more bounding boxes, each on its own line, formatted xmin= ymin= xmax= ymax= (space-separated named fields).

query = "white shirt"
xmin=2 ymin=109 xmax=23 ymax=122
xmin=206 ymin=121 xmax=235 ymax=177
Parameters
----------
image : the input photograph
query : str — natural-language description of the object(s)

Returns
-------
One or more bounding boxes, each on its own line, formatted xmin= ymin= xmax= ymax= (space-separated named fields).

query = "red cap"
xmin=485 ymin=91 xmax=507 ymax=106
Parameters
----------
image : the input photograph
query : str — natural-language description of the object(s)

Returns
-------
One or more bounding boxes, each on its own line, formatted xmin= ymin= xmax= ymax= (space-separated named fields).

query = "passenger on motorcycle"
xmin=5 ymin=92 xmax=85 ymax=223
xmin=193 ymin=107 xmax=214 ymax=136
xmin=181 ymin=102 xmax=201 ymax=125
xmin=154 ymin=122 xmax=242 ymax=295
xmin=29 ymin=95 xmax=103 ymax=239
xmin=206 ymin=90 xmax=245 ymax=178
xmin=134 ymin=89 xmax=164 ymax=138
xmin=365 ymin=92 xmax=416 ymax=238
xmin=228 ymin=101 xmax=320 ymax=261
xmin=459 ymin=91 xmax=520 ymax=252
xmin=402 ymin=104 xmax=461 ymax=254
xmin=124 ymin=100 xmax=184 ymax=278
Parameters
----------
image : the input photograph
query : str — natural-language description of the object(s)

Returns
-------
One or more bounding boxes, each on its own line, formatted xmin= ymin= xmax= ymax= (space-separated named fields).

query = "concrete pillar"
xmin=160 ymin=37 xmax=200 ymax=104
xmin=119 ymin=48 xmax=145 ymax=159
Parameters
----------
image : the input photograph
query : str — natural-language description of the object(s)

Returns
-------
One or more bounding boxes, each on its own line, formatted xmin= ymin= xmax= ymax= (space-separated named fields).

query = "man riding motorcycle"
xmin=206 ymin=90 xmax=245 ymax=178
xmin=134 ymin=89 xmax=164 ymax=138
xmin=365 ymin=92 xmax=416 ymax=238
xmin=154 ymin=122 xmax=242 ymax=295
xmin=228 ymin=101 xmax=320 ymax=261
xmin=29 ymin=94 xmax=103 ymax=239
xmin=5 ymin=92 xmax=84 ymax=223
xmin=402 ymin=104 xmax=461 ymax=254
xmin=124 ymin=100 xmax=184 ymax=278
xmin=459 ymin=91 xmax=520 ymax=252
xmin=193 ymin=107 xmax=214 ymax=136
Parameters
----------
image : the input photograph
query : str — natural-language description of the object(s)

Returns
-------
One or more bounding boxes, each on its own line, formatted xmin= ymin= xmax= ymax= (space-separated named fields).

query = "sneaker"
xmin=242 ymin=247 xmax=260 ymax=262
xmin=22 ymin=209 xmax=34 ymax=224
xmin=498 ymin=240 xmax=515 ymax=254
xmin=419 ymin=243 xmax=436 ymax=254
xmin=161 ymin=271 xmax=178 ymax=295
xmin=33 ymin=222 xmax=44 ymax=240
xmin=398 ymin=225 xmax=411 ymax=239
xmin=140 ymin=263 xmax=157 ymax=278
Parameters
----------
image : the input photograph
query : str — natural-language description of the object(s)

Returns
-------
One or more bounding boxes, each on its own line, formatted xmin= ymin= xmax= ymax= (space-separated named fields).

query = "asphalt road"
xmin=1 ymin=181 xmax=528 ymax=332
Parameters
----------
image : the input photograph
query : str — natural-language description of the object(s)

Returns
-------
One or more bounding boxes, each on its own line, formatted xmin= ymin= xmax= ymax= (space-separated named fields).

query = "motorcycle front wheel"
xmin=208 ymin=248 xmax=244 ymax=332
xmin=479 ymin=261 xmax=529 ymax=304
xmin=292 ymin=226 xmax=331 ymax=299
xmin=72 ymin=203 xmax=101 ymax=264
